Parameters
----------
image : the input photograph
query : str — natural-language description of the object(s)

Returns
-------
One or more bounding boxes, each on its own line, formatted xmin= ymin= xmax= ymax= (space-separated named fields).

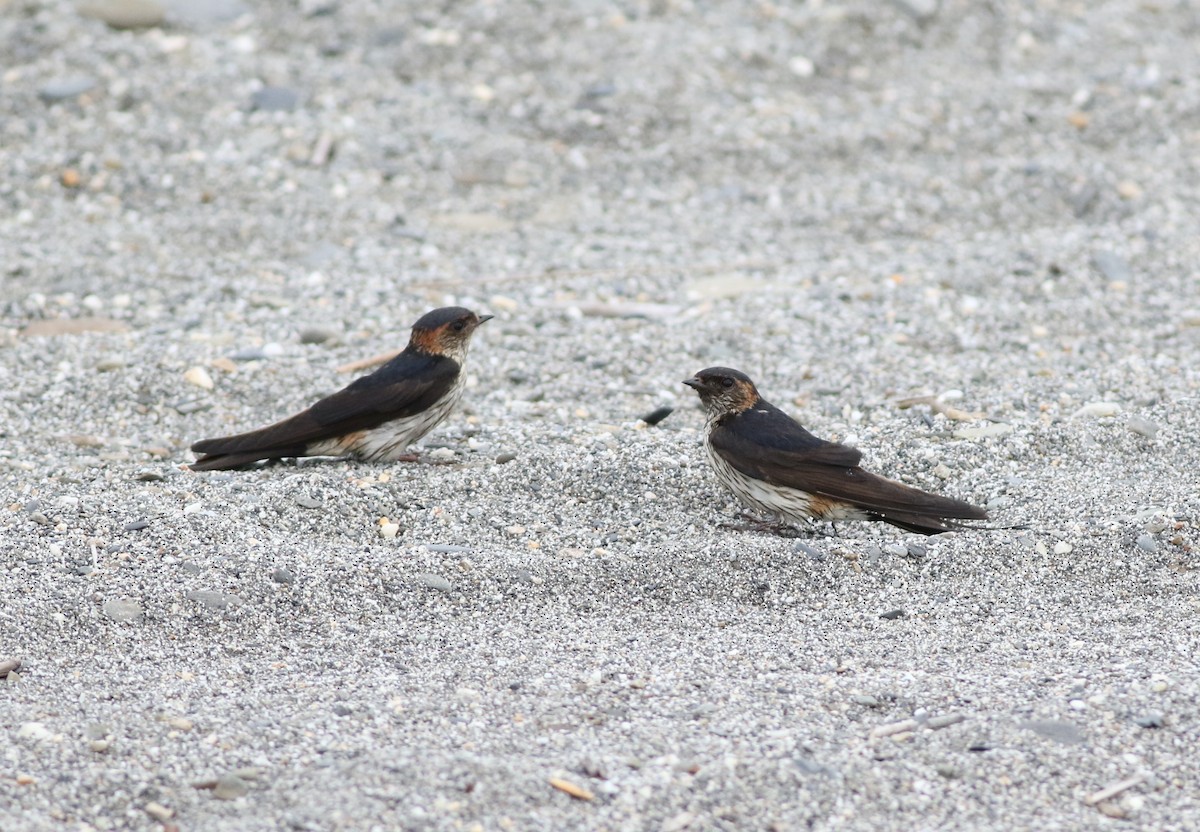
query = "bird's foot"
xmin=718 ymin=513 xmax=805 ymax=538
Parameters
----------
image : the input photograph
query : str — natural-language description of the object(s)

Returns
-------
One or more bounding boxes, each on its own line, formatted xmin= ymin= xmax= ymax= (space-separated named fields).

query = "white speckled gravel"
xmin=2 ymin=1 xmax=1199 ymax=829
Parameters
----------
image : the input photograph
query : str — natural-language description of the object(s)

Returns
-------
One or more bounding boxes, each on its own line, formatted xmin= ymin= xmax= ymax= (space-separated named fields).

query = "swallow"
xmin=189 ymin=307 xmax=491 ymax=471
xmin=683 ymin=367 xmax=989 ymax=535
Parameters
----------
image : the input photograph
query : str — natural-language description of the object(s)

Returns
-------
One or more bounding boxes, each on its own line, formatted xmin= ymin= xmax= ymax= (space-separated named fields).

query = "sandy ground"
xmin=2 ymin=0 xmax=1199 ymax=829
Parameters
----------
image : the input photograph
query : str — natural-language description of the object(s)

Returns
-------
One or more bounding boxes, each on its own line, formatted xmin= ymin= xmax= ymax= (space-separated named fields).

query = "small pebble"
xmin=185 ymin=590 xmax=242 ymax=610
xmin=295 ymin=495 xmax=321 ymax=509
xmin=124 ymin=519 xmax=150 ymax=531
xmin=1020 ymin=719 xmax=1084 ymax=745
xmin=1126 ymin=417 xmax=1159 ymax=439
xmin=1133 ymin=711 xmax=1164 ymax=728
xmin=103 ymin=598 xmax=142 ymax=622
xmin=850 ymin=694 xmax=880 ymax=707
xmin=1091 ymin=251 xmax=1132 ymax=283
xmin=77 ymin=0 xmax=165 ymax=29
xmin=299 ymin=326 xmax=339 ymax=345
xmin=793 ymin=541 xmax=825 ymax=561
xmin=1053 ymin=541 xmax=1073 ymax=555
xmin=39 ymin=76 xmax=98 ymax=102
xmin=1073 ymin=401 xmax=1120 ymax=418
xmin=271 ymin=567 xmax=295 ymax=584
xmin=1135 ymin=534 xmax=1157 ymax=553
xmin=144 ymin=802 xmax=173 ymax=821
xmin=17 ymin=722 xmax=54 ymax=742
xmin=378 ymin=522 xmax=400 ymax=539
xmin=638 ymin=406 xmax=674 ymax=427
xmin=952 ymin=423 xmax=1013 ymax=440
xmin=184 ymin=366 xmax=215 ymax=390
xmin=927 ymin=713 xmax=967 ymax=730
xmin=879 ymin=609 xmax=906 ymax=620
xmin=251 ymin=86 xmax=300 ymax=112
xmin=213 ymin=774 xmax=249 ymax=800
xmin=495 ymin=452 xmax=518 ymax=464
xmin=417 ymin=573 xmax=452 ymax=592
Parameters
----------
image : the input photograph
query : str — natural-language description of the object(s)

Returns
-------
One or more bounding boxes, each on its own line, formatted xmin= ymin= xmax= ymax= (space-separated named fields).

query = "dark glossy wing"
xmin=710 ymin=400 xmax=986 ymax=522
xmin=191 ymin=351 xmax=459 ymax=458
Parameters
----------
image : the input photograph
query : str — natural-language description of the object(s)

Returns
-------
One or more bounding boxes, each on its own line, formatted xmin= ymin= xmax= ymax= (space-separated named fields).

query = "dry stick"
xmin=1083 ymin=774 xmax=1146 ymax=806
xmin=895 ymin=395 xmax=985 ymax=422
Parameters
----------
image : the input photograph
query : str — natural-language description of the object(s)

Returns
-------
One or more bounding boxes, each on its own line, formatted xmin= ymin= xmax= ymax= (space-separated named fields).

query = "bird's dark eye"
xmin=452 ymin=320 xmax=466 ymax=332
xmin=720 ymin=377 xmax=735 ymax=389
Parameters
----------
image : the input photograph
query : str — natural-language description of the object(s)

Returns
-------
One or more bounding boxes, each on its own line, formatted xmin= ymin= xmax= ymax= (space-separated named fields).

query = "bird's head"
xmin=682 ymin=367 xmax=760 ymax=418
xmin=408 ymin=307 xmax=493 ymax=361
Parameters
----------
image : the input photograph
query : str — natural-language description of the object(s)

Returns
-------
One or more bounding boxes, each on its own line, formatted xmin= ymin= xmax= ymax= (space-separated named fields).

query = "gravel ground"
xmin=3 ymin=0 xmax=1199 ymax=829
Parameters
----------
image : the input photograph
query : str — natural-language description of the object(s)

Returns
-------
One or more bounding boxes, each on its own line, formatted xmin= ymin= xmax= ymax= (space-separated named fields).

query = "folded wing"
xmin=190 ymin=353 xmax=458 ymax=469
xmin=710 ymin=403 xmax=987 ymax=531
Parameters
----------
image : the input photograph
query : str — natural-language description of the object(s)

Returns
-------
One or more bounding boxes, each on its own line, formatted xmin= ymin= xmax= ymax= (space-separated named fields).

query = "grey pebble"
xmin=884 ymin=543 xmax=908 ymax=558
xmin=172 ymin=399 xmax=211 ymax=415
xmin=251 ymin=86 xmax=300 ymax=112
xmin=332 ymin=703 xmax=352 ymax=717
xmin=1133 ymin=711 xmax=1164 ymax=728
xmin=906 ymin=543 xmax=927 ymax=559
xmin=213 ymin=774 xmax=249 ymax=800
xmin=1019 ymin=719 xmax=1084 ymax=745
xmin=1091 ymin=251 xmax=1133 ymax=283
xmin=229 ymin=347 xmax=269 ymax=362
xmin=135 ymin=470 xmax=165 ymax=482
xmin=417 ymin=573 xmax=452 ymax=592
xmin=295 ymin=495 xmax=321 ymax=510
xmin=186 ymin=590 xmax=243 ymax=610
xmin=123 ymin=519 xmax=150 ymax=531
xmin=1135 ymin=534 xmax=1158 ymax=553
xmin=879 ymin=609 xmax=906 ymax=621
xmin=270 ymin=567 xmax=296 ymax=584
xmin=927 ymin=713 xmax=967 ymax=730
xmin=494 ymin=452 xmax=518 ymax=464
xmin=163 ymin=0 xmax=248 ymax=27
xmin=39 ymin=76 xmax=98 ymax=102
xmin=850 ymin=694 xmax=880 ymax=707
xmin=888 ymin=0 xmax=939 ymax=23
xmin=103 ymin=598 xmax=142 ymax=622
xmin=77 ymin=0 xmax=165 ymax=29
xmin=85 ymin=723 xmax=112 ymax=740
xmin=1127 ymin=416 xmax=1160 ymax=439
xmin=793 ymin=541 xmax=825 ymax=561
xmin=299 ymin=327 xmax=339 ymax=345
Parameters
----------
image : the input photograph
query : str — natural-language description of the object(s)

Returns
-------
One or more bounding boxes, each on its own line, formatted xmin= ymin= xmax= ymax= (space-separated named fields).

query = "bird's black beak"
xmin=682 ymin=377 xmax=701 ymax=390
xmin=477 ymin=314 xmax=494 ymax=324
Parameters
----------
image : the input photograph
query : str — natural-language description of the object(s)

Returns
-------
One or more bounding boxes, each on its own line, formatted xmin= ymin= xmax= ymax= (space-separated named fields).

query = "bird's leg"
xmin=718 ymin=512 xmax=804 ymax=538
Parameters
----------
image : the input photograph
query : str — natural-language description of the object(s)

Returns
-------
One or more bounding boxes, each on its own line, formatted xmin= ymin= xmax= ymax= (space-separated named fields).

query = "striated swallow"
xmin=190 ymin=307 xmax=491 ymax=471
xmin=683 ymin=367 xmax=989 ymax=535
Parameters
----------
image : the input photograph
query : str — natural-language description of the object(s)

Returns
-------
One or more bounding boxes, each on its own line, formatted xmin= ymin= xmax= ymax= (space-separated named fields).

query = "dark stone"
xmin=1133 ymin=711 xmax=1164 ymax=729
xmin=639 ymin=406 xmax=674 ymax=427
xmin=251 ymin=86 xmax=300 ymax=112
